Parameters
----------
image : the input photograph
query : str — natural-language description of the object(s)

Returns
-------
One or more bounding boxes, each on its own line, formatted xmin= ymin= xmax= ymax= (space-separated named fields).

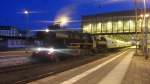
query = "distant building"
xmin=0 ymin=26 xmax=21 ymax=36
xmin=0 ymin=26 xmax=25 ymax=49
xmin=0 ymin=26 xmax=43 ymax=50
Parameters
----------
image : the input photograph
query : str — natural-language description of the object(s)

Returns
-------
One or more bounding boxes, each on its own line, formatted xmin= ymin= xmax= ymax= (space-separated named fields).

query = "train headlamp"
xmin=37 ymin=48 xmax=42 ymax=51
xmin=36 ymin=47 xmax=55 ymax=54
xmin=48 ymin=48 xmax=55 ymax=53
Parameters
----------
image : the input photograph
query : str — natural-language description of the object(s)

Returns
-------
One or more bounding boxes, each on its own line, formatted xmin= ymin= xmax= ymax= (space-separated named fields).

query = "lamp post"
xmin=55 ymin=16 xmax=70 ymax=45
xmin=143 ymin=0 xmax=149 ymax=59
xmin=134 ymin=0 xmax=138 ymax=55
xmin=24 ymin=10 xmax=29 ymax=52
xmin=134 ymin=0 xmax=149 ymax=59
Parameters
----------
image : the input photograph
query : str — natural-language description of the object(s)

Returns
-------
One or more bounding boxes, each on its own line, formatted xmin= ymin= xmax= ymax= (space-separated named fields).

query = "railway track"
xmin=0 ymin=63 xmax=48 ymax=73
xmin=0 ymin=56 xmax=34 ymax=68
xmin=0 ymin=62 xmax=55 ymax=84
xmin=0 ymin=48 xmax=125 ymax=84
xmin=0 ymin=54 xmax=109 ymax=84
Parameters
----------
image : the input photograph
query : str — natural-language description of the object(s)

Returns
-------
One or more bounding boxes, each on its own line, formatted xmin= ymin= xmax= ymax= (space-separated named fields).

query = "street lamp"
xmin=24 ymin=10 xmax=29 ymax=24
xmin=55 ymin=16 xmax=70 ymax=27
xmin=24 ymin=10 xmax=30 ymax=53
xmin=23 ymin=10 xmax=29 ymax=30
xmin=54 ymin=16 xmax=70 ymax=45
xmin=24 ymin=10 xmax=29 ymax=15
xmin=143 ymin=0 xmax=149 ymax=59
xmin=140 ymin=14 xmax=149 ymax=18
xmin=145 ymin=14 xmax=150 ymax=17
xmin=45 ymin=29 xmax=50 ymax=33
xmin=137 ymin=0 xmax=149 ymax=59
xmin=133 ymin=0 xmax=149 ymax=58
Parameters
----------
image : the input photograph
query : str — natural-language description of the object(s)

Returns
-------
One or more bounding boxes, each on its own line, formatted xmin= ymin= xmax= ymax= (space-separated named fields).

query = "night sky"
xmin=0 ymin=0 xmax=149 ymax=30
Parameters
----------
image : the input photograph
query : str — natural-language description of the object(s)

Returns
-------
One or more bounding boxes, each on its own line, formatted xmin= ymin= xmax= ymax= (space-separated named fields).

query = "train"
xmin=31 ymin=30 xmax=131 ymax=62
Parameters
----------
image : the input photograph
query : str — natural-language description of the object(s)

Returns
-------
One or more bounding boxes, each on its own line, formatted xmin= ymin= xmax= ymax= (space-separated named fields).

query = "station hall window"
xmin=124 ymin=20 xmax=130 ymax=32
xmin=97 ymin=22 xmax=101 ymax=33
xmin=118 ymin=20 xmax=123 ymax=32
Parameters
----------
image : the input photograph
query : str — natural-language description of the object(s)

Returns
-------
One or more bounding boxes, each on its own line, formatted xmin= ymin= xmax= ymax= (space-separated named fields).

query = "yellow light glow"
xmin=56 ymin=16 xmax=70 ymax=26
xmin=118 ymin=21 xmax=123 ymax=32
xmin=83 ymin=24 xmax=92 ymax=33
xmin=145 ymin=14 xmax=150 ymax=17
xmin=89 ymin=24 xmax=92 ymax=33
xmin=129 ymin=20 xmax=133 ymax=23
xmin=89 ymin=24 xmax=92 ymax=28
xmin=140 ymin=14 xmax=143 ymax=17
xmin=140 ymin=14 xmax=150 ymax=18
xmin=118 ymin=21 xmax=122 ymax=24
xmin=83 ymin=24 xmax=90 ymax=33
xmin=129 ymin=20 xmax=135 ymax=32
xmin=97 ymin=23 xmax=101 ymax=33
xmin=107 ymin=21 xmax=112 ymax=27
xmin=107 ymin=21 xmax=112 ymax=32
xmin=98 ymin=23 xmax=101 ymax=27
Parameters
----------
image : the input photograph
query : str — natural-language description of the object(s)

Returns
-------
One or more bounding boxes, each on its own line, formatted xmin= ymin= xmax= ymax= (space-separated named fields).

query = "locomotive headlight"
xmin=48 ymin=48 xmax=55 ymax=54
xmin=36 ymin=47 xmax=45 ymax=51
xmin=37 ymin=48 xmax=42 ymax=51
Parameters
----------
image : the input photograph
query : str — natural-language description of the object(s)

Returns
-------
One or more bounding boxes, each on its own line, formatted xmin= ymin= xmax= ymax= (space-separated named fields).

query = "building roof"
xmin=82 ymin=9 xmax=150 ymax=18
xmin=0 ymin=26 xmax=16 ymax=30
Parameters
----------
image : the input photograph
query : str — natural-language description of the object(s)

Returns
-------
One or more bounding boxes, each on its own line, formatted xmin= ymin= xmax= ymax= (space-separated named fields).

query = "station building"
xmin=82 ymin=9 xmax=150 ymax=36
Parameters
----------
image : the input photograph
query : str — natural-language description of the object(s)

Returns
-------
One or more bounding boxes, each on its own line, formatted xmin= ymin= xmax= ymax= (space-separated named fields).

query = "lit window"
xmin=97 ymin=22 xmax=101 ymax=33
xmin=118 ymin=21 xmax=123 ymax=32
xmin=148 ymin=18 xmax=150 ymax=31
xmin=129 ymin=20 xmax=135 ymax=32
xmin=107 ymin=21 xmax=112 ymax=33
xmin=124 ymin=20 xmax=130 ymax=32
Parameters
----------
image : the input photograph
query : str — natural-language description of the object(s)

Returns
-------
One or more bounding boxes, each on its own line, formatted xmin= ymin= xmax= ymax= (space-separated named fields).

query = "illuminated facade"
xmin=82 ymin=10 xmax=150 ymax=35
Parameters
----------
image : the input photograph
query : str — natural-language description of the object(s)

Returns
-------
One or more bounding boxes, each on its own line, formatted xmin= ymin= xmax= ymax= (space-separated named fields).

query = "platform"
xmin=27 ymin=49 xmax=150 ymax=84
xmin=122 ymin=52 xmax=150 ymax=84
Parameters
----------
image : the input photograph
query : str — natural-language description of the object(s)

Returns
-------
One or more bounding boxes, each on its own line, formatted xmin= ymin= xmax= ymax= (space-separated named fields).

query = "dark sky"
xmin=0 ymin=0 xmax=149 ymax=30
